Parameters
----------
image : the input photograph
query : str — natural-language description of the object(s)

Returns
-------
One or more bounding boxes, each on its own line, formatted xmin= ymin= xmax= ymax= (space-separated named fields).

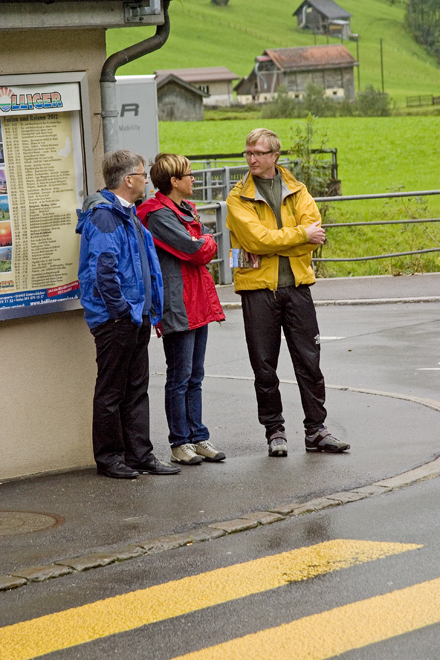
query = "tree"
xmin=356 ymin=85 xmax=391 ymax=117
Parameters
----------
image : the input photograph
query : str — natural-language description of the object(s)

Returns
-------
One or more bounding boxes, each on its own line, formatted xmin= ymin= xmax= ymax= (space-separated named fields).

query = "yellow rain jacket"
xmin=226 ymin=165 xmax=320 ymax=292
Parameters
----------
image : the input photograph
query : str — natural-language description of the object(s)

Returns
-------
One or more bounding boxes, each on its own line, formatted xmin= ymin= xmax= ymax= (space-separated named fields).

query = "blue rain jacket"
xmin=76 ymin=189 xmax=163 ymax=330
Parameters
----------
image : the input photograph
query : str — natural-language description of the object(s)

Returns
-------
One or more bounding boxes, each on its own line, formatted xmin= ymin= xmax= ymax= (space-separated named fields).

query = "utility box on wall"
xmin=115 ymin=75 xmax=159 ymax=197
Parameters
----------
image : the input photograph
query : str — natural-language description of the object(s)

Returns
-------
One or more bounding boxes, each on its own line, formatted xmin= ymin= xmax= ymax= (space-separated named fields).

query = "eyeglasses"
xmin=242 ymin=150 xmax=273 ymax=159
xmin=126 ymin=172 xmax=148 ymax=179
xmin=180 ymin=172 xmax=195 ymax=178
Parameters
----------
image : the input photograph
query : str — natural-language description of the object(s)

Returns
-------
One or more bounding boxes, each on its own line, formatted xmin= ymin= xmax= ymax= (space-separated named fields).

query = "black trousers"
xmin=241 ymin=285 xmax=327 ymax=438
xmin=90 ymin=316 xmax=153 ymax=466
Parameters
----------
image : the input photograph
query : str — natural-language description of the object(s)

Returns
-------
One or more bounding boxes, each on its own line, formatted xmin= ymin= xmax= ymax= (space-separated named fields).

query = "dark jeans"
xmin=241 ymin=285 xmax=327 ymax=438
xmin=163 ymin=325 xmax=209 ymax=448
xmin=91 ymin=316 xmax=153 ymax=466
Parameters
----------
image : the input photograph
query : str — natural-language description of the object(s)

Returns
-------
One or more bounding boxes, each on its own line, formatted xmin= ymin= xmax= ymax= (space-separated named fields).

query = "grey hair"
xmin=102 ymin=150 xmax=146 ymax=190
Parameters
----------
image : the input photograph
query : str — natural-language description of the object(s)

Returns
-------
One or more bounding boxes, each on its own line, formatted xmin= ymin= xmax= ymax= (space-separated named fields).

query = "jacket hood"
xmin=82 ymin=191 xmax=107 ymax=212
xmin=76 ymin=190 xmax=113 ymax=235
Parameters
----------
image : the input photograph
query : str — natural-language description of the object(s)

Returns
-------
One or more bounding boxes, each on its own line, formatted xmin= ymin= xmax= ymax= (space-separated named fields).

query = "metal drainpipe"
xmin=100 ymin=0 xmax=171 ymax=153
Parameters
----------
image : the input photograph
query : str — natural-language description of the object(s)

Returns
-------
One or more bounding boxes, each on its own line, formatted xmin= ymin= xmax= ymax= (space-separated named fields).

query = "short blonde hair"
xmin=246 ymin=128 xmax=281 ymax=156
xmin=150 ymin=153 xmax=191 ymax=195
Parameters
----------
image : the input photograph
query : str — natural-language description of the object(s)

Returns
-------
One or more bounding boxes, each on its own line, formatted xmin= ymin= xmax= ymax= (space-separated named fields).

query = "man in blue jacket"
xmin=76 ymin=150 xmax=180 ymax=478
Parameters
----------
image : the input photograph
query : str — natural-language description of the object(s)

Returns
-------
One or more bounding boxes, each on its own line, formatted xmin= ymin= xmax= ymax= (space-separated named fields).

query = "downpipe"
xmin=100 ymin=0 xmax=171 ymax=152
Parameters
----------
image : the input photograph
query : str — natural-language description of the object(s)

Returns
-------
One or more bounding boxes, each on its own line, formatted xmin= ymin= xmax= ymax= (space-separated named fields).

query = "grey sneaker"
xmin=194 ymin=440 xmax=226 ymax=462
xmin=171 ymin=444 xmax=203 ymax=465
xmin=305 ymin=428 xmax=350 ymax=453
xmin=268 ymin=431 xmax=288 ymax=457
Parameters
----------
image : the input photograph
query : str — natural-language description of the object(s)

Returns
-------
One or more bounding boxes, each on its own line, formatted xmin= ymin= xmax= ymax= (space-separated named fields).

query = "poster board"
xmin=0 ymin=72 xmax=94 ymax=320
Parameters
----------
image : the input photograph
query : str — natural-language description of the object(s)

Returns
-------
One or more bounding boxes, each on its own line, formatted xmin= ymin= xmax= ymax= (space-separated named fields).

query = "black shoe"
xmin=128 ymin=454 xmax=181 ymax=475
xmin=305 ymin=428 xmax=350 ymax=453
xmin=97 ymin=460 xmax=139 ymax=479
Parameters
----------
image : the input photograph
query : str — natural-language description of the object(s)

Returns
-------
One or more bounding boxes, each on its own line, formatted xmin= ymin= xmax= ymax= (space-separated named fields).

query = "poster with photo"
xmin=0 ymin=81 xmax=86 ymax=315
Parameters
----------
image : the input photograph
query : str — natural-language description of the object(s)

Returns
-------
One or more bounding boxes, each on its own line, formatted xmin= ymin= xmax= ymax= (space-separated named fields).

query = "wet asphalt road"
xmin=0 ymin=296 xmax=439 ymax=659
xmin=2 ymin=475 xmax=440 ymax=659
xmin=1 ymin=302 xmax=439 ymax=574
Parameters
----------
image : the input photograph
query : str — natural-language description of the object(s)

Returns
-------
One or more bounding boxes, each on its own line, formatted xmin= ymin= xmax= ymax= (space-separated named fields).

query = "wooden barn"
xmin=293 ymin=0 xmax=353 ymax=40
xmin=235 ymin=44 xmax=358 ymax=103
xmin=156 ymin=74 xmax=208 ymax=121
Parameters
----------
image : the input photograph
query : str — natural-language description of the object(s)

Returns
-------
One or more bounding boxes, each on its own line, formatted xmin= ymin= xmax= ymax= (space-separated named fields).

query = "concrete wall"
xmin=2 ymin=310 xmax=96 ymax=479
xmin=0 ymin=29 xmax=106 ymax=479
xmin=202 ymin=81 xmax=234 ymax=107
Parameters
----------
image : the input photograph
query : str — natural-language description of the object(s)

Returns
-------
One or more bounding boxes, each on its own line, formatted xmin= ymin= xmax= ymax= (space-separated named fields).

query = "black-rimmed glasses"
xmin=126 ymin=172 xmax=148 ymax=179
xmin=242 ymin=150 xmax=273 ymax=159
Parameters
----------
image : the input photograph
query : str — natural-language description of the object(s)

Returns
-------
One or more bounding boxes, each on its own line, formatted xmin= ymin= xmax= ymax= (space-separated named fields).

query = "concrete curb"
xmin=2 ymin=456 xmax=439 ymax=592
xmin=221 ymin=297 xmax=440 ymax=310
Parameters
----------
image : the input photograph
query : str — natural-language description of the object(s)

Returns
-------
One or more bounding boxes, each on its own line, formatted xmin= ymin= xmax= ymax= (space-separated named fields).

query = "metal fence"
xmin=188 ymin=150 xmax=338 ymax=203
xmin=196 ymin=189 xmax=440 ymax=285
xmin=313 ymin=189 xmax=440 ymax=263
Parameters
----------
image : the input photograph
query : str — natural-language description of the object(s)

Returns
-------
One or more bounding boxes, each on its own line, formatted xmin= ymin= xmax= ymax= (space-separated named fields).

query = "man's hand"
xmin=305 ymin=221 xmax=326 ymax=245
xmin=245 ymin=251 xmax=260 ymax=267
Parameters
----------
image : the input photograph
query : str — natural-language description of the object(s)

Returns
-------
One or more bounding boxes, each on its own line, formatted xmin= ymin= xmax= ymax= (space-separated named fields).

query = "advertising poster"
xmin=0 ymin=82 xmax=85 ymax=315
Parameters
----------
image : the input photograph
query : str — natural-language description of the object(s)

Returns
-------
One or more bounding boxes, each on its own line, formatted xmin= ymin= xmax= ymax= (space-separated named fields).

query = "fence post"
xmin=221 ymin=166 xmax=230 ymax=201
xmin=206 ymin=159 xmax=212 ymax=203
xmin=216 ymin=201 xmax=232 ymax=284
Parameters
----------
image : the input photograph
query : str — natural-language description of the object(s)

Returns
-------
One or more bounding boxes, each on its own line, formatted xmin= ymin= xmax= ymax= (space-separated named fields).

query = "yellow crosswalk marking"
xmin=0 ymin=539 xmax=420 ymax=660
xmin=171 ymin=576 xmax=440 ymax=660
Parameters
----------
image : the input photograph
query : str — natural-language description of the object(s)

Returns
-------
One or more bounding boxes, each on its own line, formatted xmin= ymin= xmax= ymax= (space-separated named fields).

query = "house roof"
xmin=155 ymin=74 xmax=209 ymax=97
xmin=293 ymin=0 xmax=351 ymax=20
xmin=263 ymin=44 xmax=357 ymax=71
xmin=154 ymin=67 xmax=239 ymax=85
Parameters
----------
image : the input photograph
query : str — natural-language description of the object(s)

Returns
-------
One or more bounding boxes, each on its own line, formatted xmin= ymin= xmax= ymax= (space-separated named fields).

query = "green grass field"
xmin=160 ymin=115 xmax=440 ymax=277
xmin=107 ymin=0 xmax=440 ymax=105
xmin=159 ymin=116 xmax=440 ymax=193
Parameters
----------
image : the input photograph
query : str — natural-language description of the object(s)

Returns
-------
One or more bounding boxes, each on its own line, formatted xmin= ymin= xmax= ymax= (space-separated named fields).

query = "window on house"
xmin=199 ymin=85 xmax=210 ymax=94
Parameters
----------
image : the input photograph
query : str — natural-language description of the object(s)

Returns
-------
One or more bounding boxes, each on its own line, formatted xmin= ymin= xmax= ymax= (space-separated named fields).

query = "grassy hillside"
xmin=107 ymin=0 xmax=440 ymax=104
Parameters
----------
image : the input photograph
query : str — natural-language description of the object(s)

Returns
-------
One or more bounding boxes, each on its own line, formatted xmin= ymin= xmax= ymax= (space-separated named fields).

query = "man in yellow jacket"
xmin=226 ymin=128 xmax=350 ymax=457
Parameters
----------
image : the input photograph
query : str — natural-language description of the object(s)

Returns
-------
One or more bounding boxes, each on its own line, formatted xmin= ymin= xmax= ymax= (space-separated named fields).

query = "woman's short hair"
xmin=102 ymin=150 xmax=145 ymax=190
xmin=150 ymin=153 xmax=191 ymax=195
xmin=246 ymin=128 xmax=281 ymax=157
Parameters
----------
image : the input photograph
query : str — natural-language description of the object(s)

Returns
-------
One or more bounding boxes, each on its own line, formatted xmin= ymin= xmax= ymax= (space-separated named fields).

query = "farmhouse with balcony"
xmin=235 ymin=44 xmax=358 ymax=103
xmin=293 ymin=0 xmax=354 ymax=40
xmin=154 ymin=66 xmax=239 ymax=106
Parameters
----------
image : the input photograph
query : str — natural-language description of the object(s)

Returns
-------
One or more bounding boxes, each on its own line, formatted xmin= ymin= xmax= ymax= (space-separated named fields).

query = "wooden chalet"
xmin=235 ymin=44 xmax=358 ymax=104
xmin=293 ymin=0 xmax=353 ymax=39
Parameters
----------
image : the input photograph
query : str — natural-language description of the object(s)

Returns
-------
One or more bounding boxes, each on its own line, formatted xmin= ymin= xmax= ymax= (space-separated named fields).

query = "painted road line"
xmin=0 ymin=540 xmax=420 ymax=660
xmin=171 ymin=576 xmax=440 ymax=660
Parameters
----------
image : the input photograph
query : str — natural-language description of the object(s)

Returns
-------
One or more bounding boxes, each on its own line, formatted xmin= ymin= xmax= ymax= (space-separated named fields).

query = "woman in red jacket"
xmin=137 ymin=153 xmax=226 ymax=466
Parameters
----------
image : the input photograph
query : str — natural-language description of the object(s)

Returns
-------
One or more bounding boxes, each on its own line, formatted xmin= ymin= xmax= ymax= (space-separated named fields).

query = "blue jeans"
xmin=163 ymin=325 xmax=210 ymax=448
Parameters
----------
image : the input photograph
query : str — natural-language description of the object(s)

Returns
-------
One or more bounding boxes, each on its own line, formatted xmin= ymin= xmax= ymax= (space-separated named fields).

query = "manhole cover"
xmin=0 ymin=511 xmax=64 ymax=536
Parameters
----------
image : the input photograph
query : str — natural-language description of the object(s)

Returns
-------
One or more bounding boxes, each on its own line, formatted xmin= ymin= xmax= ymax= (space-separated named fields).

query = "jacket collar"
xmin=100 ymin=189 xmax=136 ymax=220
xmin=142 ymin=191 xmax=198 ymax=222
xmin=239 ymin=165 xmax=303 ymax=202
